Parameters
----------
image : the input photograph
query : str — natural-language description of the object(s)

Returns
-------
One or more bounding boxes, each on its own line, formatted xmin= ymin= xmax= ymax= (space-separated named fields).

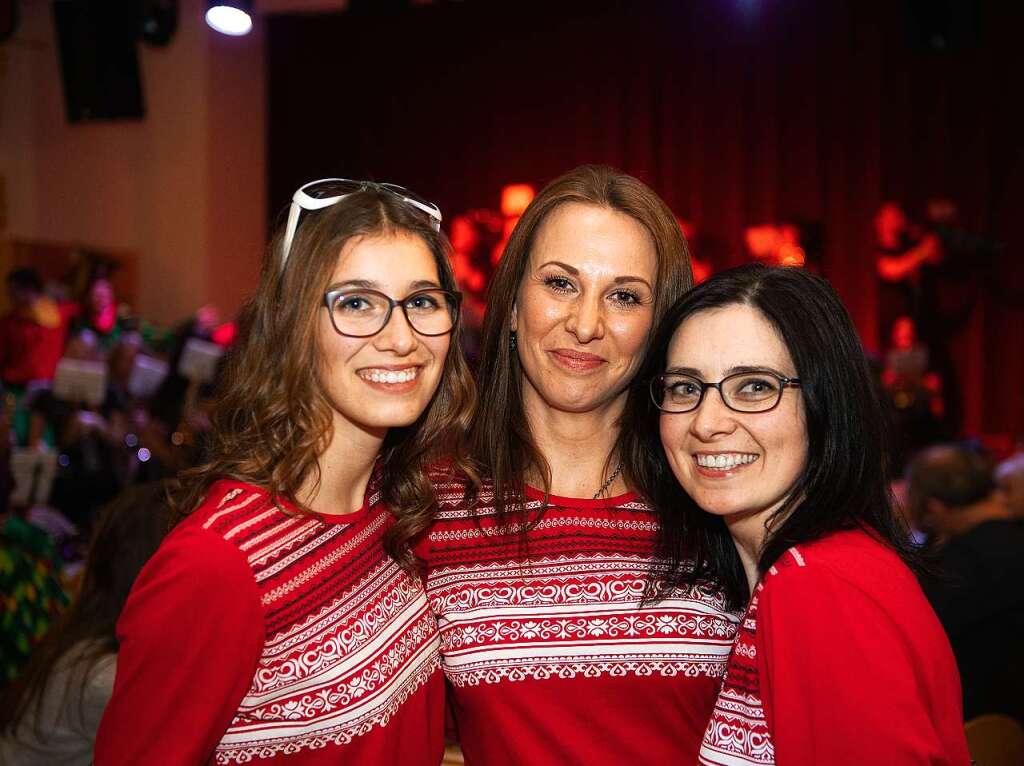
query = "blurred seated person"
xmin=132 ymin=309 xmax=228 ymax=481
xmin=995 ymin=453 xmax=1024 ymax=519
xmin=908 ymin=444 xmax=1024 ymax=722
xmin=71 ymin=276 xmax=123 ymax=354
xmin=28 ymin=332 xmax=128 ymax=530
xmin=0 ymin=483 xmax=170 ymax=765
xmin=882 ymin=315 xmax=948 ymax=466
xmin=0 ymin=269 xmax=77 ymax=388
xmin=874 ymin=201 xmax=943 ymax=348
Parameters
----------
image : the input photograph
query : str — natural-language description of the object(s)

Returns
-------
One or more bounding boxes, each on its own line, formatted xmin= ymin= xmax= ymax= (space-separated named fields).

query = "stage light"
xmin=500 ymin=184 xmax=536 ymax=218
xmin=205 ymin=0 xmax=252 ymax=36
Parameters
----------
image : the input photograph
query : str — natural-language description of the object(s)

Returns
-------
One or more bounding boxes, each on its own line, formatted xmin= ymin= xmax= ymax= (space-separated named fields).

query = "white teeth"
xmin=360 ymin=368 xmax=418 ymax=384
xmin=695 ymin=453 xmax=758 ymax=470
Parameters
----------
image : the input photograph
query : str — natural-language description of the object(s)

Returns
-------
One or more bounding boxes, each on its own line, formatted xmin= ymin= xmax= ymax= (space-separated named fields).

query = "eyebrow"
xmin=664 ymin=364 xmax=788 ymax=378
xmin=328 ymin=278 xmax=441 ymax=292
xmin=536 ymin=261 xmax=654 ymax=291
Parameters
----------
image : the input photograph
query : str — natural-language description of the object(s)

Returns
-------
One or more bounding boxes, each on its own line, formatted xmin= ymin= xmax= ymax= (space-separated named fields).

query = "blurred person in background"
xmin=995 ymin=453 xmax=1024 ymax=519
xmin=908 ymin=444 xmax=1024 ymax=722
xmin=0 ymin=269 xmax=76 ymax=388
xmin=0 ymin=483 xmax=170 ymax=765
xmin=71 ymin=274 xmax=123 ymax=354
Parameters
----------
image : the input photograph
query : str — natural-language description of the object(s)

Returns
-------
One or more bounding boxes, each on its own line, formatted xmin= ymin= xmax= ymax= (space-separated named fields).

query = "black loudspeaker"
xmin=53 ymin=1 xmax=145 ymax=122
xmin=139 ymin=0 xmax=176 ymax=47
xmin=905 ymin=0 xmax=981 ymax=51
xmin=0 ymin=1 xmax=19 ymax=44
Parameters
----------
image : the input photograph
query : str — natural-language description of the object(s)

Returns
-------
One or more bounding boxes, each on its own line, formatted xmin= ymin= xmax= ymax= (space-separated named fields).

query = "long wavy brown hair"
xmin=170 ymin=189 xmax=476 ymax=572
xmin=470 ymin=164 xmax=692 ymax=527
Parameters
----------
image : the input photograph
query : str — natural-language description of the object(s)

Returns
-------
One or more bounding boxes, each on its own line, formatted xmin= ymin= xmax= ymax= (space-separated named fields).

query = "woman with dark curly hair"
xmin=94 ymin=180 xmax=475 ymax=765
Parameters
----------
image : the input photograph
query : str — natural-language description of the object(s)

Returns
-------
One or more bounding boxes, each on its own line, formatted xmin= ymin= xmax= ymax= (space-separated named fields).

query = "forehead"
xmin=530 ymin=202 xmax=656 ymax=276
xmin=667 ymin=304 xmax=795 ymax=374
xmin=330 ymin=231 xmax=440 ymax=290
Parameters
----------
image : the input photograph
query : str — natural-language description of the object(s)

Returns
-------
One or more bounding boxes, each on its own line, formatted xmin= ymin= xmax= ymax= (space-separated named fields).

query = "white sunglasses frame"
xmin=279 ymin=178 xmax=443 ymax=269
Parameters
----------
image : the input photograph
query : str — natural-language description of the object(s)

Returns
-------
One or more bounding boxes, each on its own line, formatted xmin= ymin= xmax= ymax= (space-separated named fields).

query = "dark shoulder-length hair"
xmin=0 ymin=483 xmax=170 ymax=738
xmin=629 ymin=264 xmax=914 ymax=609
xmin=470 ymin=164 xmax=692 ymax=526
xmin=171 ymin=188 xmax=476 ymax=572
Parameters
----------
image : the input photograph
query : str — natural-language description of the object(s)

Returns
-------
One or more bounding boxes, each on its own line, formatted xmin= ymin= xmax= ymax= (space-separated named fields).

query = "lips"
xmin=549 ymin=348 xmax=606 ymax=371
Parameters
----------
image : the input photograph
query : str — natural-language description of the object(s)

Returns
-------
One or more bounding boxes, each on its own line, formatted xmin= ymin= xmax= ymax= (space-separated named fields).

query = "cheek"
xmin=659 ymin=415 xmax=688 ymax=468
xmin=608 ymin=313 xmax=653 ymax=356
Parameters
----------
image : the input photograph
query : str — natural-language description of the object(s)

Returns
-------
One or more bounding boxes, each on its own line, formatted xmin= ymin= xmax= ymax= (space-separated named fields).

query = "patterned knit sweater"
xmin=420 ymin=476 xmax=740 ymax=766
xmin=95 ymin=479 xmax=444 ymax=765
xmin=698 ymin=529 xmax=972 ymax=766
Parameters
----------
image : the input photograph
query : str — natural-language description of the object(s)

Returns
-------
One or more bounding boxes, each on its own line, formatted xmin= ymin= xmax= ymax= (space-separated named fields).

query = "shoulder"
xmin=141 ymin=480 xmax=282 ymax=590
xmin=760 ymin=529 xmax=930 ymax=627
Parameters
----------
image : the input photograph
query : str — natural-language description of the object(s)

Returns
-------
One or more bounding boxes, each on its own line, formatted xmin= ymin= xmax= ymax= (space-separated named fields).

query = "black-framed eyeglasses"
xmin=323 ymin=287 xmax=462 ymax=338
xmin=650 ymin=370 xmax=802 ymax=414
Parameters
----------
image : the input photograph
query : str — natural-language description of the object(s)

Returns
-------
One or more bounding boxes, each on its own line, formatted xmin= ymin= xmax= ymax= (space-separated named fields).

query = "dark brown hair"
xmin=171 ymin=189 xmax=476 ymax=572
xmin=470 ymin=165 xmax=692 ymax=526
xmin=0 ymin=483 xmax=170 ymax=738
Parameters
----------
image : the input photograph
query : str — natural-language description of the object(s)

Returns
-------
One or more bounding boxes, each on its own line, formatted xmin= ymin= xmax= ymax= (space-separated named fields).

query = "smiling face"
xmin=658 ymin=303 xmax=808 ymax=536
xmin=318 ymin=231 xmax=451 ymax=441
xmin=512 ymin=202 xmax=657 ymax=416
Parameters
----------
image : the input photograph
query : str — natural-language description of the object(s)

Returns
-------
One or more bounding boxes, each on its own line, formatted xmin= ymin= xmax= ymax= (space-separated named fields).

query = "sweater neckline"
xmin=522 ymin=483 xmax=638 ymax=508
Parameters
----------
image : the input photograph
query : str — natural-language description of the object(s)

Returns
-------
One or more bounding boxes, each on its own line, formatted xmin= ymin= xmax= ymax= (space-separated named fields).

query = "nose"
xmin=565 ymin=294 xmax=605 ymax=343
xmin=690 ymin=386 xmax=738 ymax=441
xmin=373 ymin=307 xmax=419 ymax=356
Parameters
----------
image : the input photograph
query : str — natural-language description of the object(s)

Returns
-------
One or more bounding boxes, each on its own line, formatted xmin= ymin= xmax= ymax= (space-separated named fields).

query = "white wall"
xmin=0 ymin=0 xmax=266 ymax=324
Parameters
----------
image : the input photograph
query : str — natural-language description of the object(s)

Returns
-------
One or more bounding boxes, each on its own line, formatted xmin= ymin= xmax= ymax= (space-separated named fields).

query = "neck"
xmin=299 ymin=414 xmax=385 ymax=516
xmin=944 ymin=494 xmax=1013 ymax=537
xmin=521 ymin=386 xmax=626 ymax=498
xmin=725 ymin=512 xmax=770 ymax=593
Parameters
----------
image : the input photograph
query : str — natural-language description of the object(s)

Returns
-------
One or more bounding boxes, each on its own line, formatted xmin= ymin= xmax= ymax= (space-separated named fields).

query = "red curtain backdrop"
xmin=267 ymin=0 xmax=1024 ymax=439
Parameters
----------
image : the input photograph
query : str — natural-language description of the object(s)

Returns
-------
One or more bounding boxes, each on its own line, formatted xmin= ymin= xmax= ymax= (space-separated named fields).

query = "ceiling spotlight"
xmin=205 ymin=0 xmax=252 ymax=36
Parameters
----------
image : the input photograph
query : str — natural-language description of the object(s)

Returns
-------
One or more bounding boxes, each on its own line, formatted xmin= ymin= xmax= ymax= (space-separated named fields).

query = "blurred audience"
xmin=0 ymin=482 xmax=170 ymax=765
xmin=907 ymin=444 xmax=1024 ymax=723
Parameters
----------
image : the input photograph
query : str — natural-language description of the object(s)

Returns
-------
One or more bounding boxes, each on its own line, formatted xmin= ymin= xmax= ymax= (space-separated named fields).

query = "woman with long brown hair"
xmin=93 ymin=181 xmax=475 ymax=765
xmin=0 ymin=482 xmax=169 ymax=765
xmin=420 ymin=165 xmax=739 ymax=764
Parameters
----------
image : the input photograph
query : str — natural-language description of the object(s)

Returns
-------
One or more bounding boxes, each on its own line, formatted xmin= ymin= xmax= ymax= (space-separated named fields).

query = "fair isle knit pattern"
xmin=697 ymin=549 xmax=806 ymax=766
xmin=424 ymin=476 xmax=739 ymax=690
xmin=200 ymin=483 xmax=440 ymax=764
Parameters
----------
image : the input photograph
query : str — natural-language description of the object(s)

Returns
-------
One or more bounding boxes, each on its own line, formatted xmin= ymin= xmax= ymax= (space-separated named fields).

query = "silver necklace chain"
xmin=592 ymin=459 xmax=625 ymax=500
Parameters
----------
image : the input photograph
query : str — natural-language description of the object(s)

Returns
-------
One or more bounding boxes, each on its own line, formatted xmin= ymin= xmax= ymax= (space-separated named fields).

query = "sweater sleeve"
xmin=94 ymin=526 xmax=265 ymax=765
xmin=757 ymin=565 xmax=964 ymax=766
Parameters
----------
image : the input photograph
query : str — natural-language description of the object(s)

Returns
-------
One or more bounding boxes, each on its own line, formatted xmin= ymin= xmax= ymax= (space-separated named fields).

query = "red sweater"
xmin=421 ymin=478 xmax=740 ymax=766
xmin=94 ymin=479 xmax=444 ymax=765
xmin=699 ymin=529 xmax=972 ymax=766
xmin=0 ymin=303 xmax=77 ymax=385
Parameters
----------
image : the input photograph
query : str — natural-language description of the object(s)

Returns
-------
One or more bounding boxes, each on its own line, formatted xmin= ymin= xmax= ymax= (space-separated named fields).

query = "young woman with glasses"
xmin=419 ymin=165 xmax=739 ymax=764
xmin=94 ymin=180 xmax=475 ymax=765
xmin=631 ymin=264 xmax=971 ymax=765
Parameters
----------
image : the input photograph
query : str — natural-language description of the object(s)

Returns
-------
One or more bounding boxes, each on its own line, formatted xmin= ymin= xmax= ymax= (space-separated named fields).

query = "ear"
xmin=510 ymin=303 xmax=518 ymax=332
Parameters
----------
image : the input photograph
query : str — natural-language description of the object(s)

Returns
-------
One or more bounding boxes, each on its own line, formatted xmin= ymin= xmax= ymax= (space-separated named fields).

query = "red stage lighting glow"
xmin=500 ymin=184 xmax=535 ymax=218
